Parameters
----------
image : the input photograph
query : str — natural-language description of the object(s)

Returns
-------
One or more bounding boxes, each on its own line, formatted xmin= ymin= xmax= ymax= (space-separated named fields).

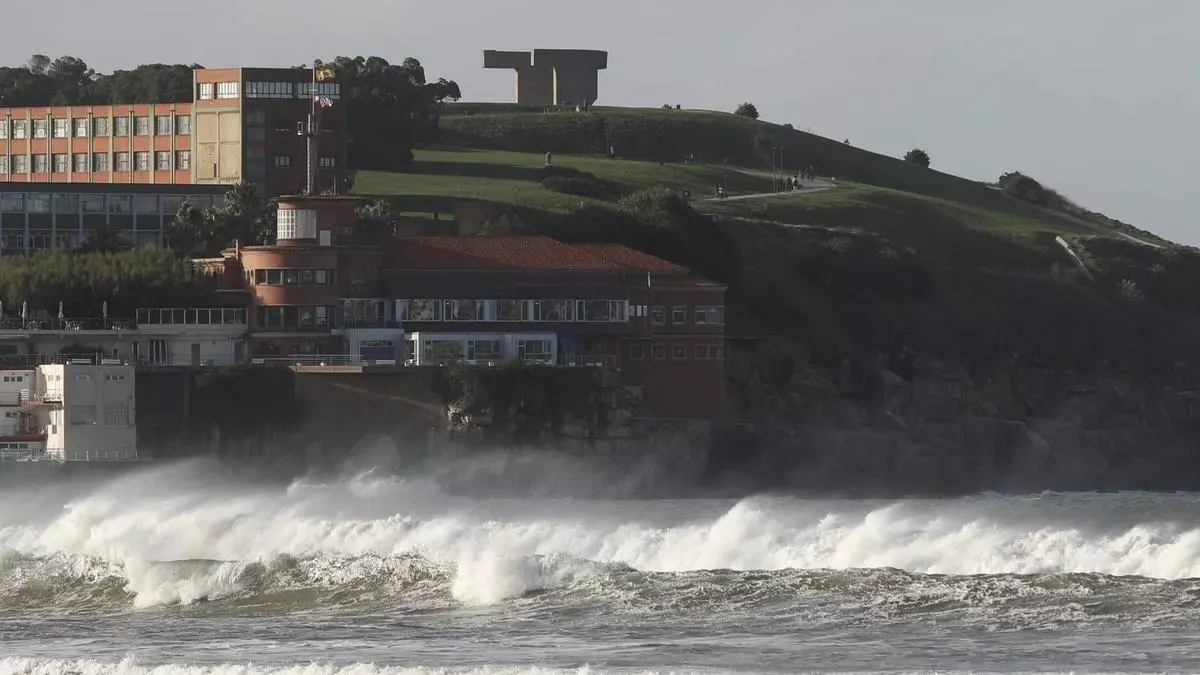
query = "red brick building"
xmin=218 ymin=195 xmax=727 ymax=420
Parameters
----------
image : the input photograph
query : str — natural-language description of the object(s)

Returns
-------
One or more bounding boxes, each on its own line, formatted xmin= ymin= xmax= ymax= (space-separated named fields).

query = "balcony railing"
xmin=0 ymin=354 xmax=127 ymax=367
xmin=334 ymin=319 xmax=403 ymax=330
xmin=137 ymin=308 xmax=248 ymax=326
xmin=0 ymin=318 xmax=133 ymax=332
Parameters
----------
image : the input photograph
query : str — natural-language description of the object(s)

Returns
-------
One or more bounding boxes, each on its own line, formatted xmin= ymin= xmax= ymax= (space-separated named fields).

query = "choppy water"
xmin=2 ymin=459 xmax=1200 ymax=674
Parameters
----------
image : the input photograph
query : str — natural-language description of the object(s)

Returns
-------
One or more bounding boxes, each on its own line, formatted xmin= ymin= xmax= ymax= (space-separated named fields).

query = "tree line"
xmin=0 ymin=54 xmax=463 ymax=169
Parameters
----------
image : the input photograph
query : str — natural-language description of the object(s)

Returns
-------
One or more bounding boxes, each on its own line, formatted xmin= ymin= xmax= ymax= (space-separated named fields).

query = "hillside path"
xmin=694 ymin=178 xmax=835 ymax=203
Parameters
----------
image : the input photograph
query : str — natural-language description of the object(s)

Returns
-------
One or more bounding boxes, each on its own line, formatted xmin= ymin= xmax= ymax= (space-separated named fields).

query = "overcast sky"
xmin=5 ymin=0 xmax=1198 ymax=243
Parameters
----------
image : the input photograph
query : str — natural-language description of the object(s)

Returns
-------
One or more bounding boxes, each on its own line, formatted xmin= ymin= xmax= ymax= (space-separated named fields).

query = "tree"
xmin=354 ymin=199 xmax=397 ymax=244
xmin=80 ymin=223 xmax=130 ymax=253
xmin=734 ymin=102 xmax=760 ymax=119
xmin=169 ymin=202 xmax=214 ymax=255
xmin=904 ymin=148 xmax=931 ymax=168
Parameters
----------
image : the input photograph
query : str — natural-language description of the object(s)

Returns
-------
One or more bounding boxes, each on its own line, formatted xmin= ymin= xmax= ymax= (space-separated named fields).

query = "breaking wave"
xmin=3 ymin=460 xmax=1200 ymax=624
xmin=0 ymin=659 xmax=666 ymax=675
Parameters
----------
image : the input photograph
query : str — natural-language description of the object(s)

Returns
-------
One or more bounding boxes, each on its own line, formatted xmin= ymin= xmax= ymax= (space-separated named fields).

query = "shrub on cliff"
xmin=536 ymin=166 xmax=620 ymax=200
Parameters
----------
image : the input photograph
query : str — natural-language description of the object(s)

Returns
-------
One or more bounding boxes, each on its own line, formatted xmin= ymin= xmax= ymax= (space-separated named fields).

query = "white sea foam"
xmin=3 ymin=462 xmax=1200 ymax=610
xmin=0 ymin=657 xmax=658 ymax=675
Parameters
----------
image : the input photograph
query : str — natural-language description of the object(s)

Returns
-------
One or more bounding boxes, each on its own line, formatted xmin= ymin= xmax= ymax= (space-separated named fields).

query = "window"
xmin=113 ymin=117 xmax=129 ymax=136
xmin=403 ymin=299 xmax=441 ymax=322
xmin=0 ymin=156 xmax=7 ymax=175
xmin=53 ymin=119 xmax=69 ymax=138
xmin=73 ymin=153 xmax=88 ymax=172
xmin=672 ymin=344 xmax=688 ymax=360
xmin=81 ymin=194 xmax=104 ymax=212
xmin=113 ymin=152 xmax=130 ymax=172
xmin=92 ymin=153 xmax=108 ymax=172
xmin=134 ymin=196 xmax=159 ymax=214
xmin=175 ymin=115 xmax=191 ymax=135
xmin=629 ymin=343 xmax=646 ymax=361
xmin=467 ymin=340 xmax=502 ymax=361
xmin=51 ymin=154 xmax=68 ymax=173
xmin=11 ymin=120 xmax=27 ymax=139
xmin=216 ymin=81 xmax=240 ymax=99
xmin=696 ymin=345 xmax=726 ymax=360
xmin=495 ymin=300 xmax=527 ymax=322
xmin=319 ymin=156 xmax=337 ymax=168
xmin=652 ymin=344 xmax=667 ymax=360
xmin=107 ymin=195 xmax=131 ymax=213
xmin=33 ymin=120 xmax=47 ymax=139
xmin=533 ymin=300 xmax=573 ymax=322
xmin=198 ymin=82 xmax=214 ymax=99
xmin=155 ymin=151 xmax=172 ymax=170
xmin=93 ymin=117 xmax=109 ymax=137
xmin=69 ymin=405 xmax=96 ymax=425
xmin=105 ymin=374 xmax=127 ymax=382
xmin=54 ymin=194 xmax=78 ymax=214
xmin=0 ymin=120 xmax=5 ymax=139
xmin=315 ymin=269 xmax=331 ymax=285
xmin=672 ymin=306 xmax=689 ymax=325
xmin=134 ymin=116 xmax=150 ymax=136
xmin=694 ymin=306 xmax=726 ymax=326
xmin=650 ymin=306 xmax=666 ymax=326
xmin=577 ymin=300 xmax=627 ymax=322
xmin=245 ymin=81 xmax=295 ymax=99
xmin=518 ymin=339 xmax=553 ymax=363
xmin=273 ymin=155 xmax=292 ymax=168
xmin=134 ymin=152 xmax=150 ymax=171
xmin=12 ymin=156 xmax=28 ymax=174
xmin=74 ymin=118 xmax=89 ymax=137
xmin=176 ymin=151 xmax=190 ymax=170
xmin=0 ymin=193 xmax=22 ymax=210
xmin=154 ymin=115 xmax=172 ymax=135
xmin=443 ymin=299 xmax=483 ymax=322
xmin=104 ymin=403 xmax=131 ymax=426
xmin=32 ymin=154 xmax=48 ymax=173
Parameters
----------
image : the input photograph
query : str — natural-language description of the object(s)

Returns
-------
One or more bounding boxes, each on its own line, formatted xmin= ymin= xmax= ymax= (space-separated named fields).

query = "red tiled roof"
xmin=573 ymin=244 xmax=688 ymax=272
xmin=387 ymin=236 xmax=625 ymax=271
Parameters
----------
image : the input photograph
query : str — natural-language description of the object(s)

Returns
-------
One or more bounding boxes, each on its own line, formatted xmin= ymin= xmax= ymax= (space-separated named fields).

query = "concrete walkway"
xmin=694 ymin=179 xmax=835 ymax=203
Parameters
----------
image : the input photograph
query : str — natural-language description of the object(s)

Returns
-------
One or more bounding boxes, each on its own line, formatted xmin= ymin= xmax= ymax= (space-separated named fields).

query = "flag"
xmin=314 ymin=95 xmax=333 ymax=108
xmin=315 ymin=65 xmax=336 ymax=82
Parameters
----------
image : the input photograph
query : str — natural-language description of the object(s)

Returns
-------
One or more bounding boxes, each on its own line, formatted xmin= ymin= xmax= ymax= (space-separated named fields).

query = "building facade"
xmin=216 ymin=195 xmax=728 ymax=419
xmin=0 ymin=66 xmax=346 ymax=201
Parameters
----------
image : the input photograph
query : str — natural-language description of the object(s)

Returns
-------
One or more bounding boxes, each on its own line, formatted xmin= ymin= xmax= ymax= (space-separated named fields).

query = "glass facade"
xmin=0 ymin=191 xmax=222 ymax=253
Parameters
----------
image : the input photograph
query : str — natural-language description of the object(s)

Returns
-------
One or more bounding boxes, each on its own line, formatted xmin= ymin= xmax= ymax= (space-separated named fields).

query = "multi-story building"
xmin=0 ymin=66 xmax=346 ymax=252
xmin=217 ymin=195 xmax=728 ymax=420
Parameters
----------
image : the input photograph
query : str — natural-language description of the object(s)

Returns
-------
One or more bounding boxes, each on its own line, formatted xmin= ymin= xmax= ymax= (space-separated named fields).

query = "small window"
xmin=92 ymin=153 xmax=109 ymax=172
xmin=32 ymin=154 xmax=48 ymax=173
xmin=176 ymin=151 xmax=191 ymax=170
xmin=113 ymin=117 xmax=129 ymax=136
xmin=318 ymin=156 xmax=337 ymax=168
xmin=53 ymin=154 xmax=69 ymax=173
xmin=671 ymin=306 xmax=688 ymax=325
xmin=134 ymin=116 xmax=150 ymax=136
xmin=114 ymin=152 xmax=130 ymax=172
xmin=134 ymin=152 xmax=150 ymax=171
xmin=73 ymin=153 xmax=89 ymax=172
xmin=652 ymin=344 xmax=667 ymax=361
xmin=53 ymin=119 xmax=69 ymax=138
xmin=216 ymin=81 xmax=240 ymax=99
xmin=11 ymin=120 xmax=27 ymax=139
xmin=154 ymin=115 xmax=173 ymax=135
xmin=198 ymin=82 xmax=214 ymax=99
xmin=650 ymin=306 xmax=666 ymax=326
xmin=175 ymin=115 xmax=191 ymax=135
xmin=74 ymin=118 xmax=89 ymax=137
xmin=628 ymin=343 xmax=645 ymax=361
xmin=155 ymin=151 xmax=172 ymax=171
xmin=74 ymin=374 xmax=91 ymax=381
xmin=672 ymin=344 xmax=688 ymax=360
xmin=32 ymin=120 xmax=47 ymax=139
xmin=93 ymin=117 xmax=110 ymax=137
xmin=274 ymin=155 xmax=292 ymax=168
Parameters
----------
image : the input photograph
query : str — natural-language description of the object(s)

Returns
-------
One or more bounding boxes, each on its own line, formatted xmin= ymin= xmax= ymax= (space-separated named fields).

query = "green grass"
xmin=696 ymin=182 xmax=1101 ymax=269
xmin=352 ymin=147 xmax=771 ymax=220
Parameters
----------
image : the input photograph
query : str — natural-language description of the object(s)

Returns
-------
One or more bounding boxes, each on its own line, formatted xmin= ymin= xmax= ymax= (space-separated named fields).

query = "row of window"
xmin=67 ymin=403 xmax=131 ymax=426
xmin=0 ymin=115 xmax=190 ymax=140
xmin=399 ymin=299 xmax=630 ymax=323
xmin=256 ymin=305 xmax=332 ymax=330
xmin=416 ymin=338 xmax=554 ymax=363
xmin=631 ymin=304 xmax=726 ymax=326
xmin=252 ymin=269 xmax=335 ymax=286
xmin=0 ymin=193 xmax=214 ymax=214
xmin=629 ymin=343 xmax=726 ymax=361
xmin=0 ymin=151 xmax=190 ymax=174
xmin=272 ymin=155 xmax=337 ymax=168
xmin=198 ymin=81 xmax=341 ymax=100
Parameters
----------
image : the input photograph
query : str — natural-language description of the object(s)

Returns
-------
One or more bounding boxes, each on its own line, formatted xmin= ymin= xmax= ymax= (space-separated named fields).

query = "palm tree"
xmin=169 ymin=202 xmax=212 ymax=255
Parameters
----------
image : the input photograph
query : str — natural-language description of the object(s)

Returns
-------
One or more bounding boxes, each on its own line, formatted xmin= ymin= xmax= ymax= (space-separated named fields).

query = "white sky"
xmin=5 ymin=0 xmax=1198 ymax=243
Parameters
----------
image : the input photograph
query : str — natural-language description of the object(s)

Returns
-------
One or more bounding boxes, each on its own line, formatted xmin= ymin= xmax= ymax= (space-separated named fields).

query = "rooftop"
xmin=574 ymin=244 xmax=687 ymax=272
xmin=387 ymin=236 xmax=626 ymax=272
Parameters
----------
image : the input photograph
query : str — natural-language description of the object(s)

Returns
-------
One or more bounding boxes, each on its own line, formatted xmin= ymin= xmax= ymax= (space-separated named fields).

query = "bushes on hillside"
xmin=537 ymin=166 xmax=620 ymax=200
xmin=735 ymin=103 xmax=760 ymax=119
xmin=904 ymin=149 xmax=931 ymax=168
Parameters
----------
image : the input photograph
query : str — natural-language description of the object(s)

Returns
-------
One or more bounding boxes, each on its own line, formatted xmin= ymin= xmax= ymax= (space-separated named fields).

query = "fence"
xmin=0 ymin=318 xmax=133 ymax=332
xmin=136 ymin=308 xmax=247 ymax=326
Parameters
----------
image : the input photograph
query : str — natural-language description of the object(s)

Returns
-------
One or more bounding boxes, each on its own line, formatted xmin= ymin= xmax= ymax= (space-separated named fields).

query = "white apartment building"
xmin=0 ymin=368 xmax=43 ymax=460
xmin=25 ymin=363 xmax=138 ymax=461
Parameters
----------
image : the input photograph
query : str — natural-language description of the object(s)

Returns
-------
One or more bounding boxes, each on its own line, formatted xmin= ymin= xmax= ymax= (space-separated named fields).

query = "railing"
xmin=19 ymin=388 xmax=63 ymax=405
xmin=137 ymin=308 xmax=247 ymax=326
xmin=0 ymin=354 xmax=128 ymax=367
xmin=334 ymin=319 xmax=403 ymax=330
xmin=0 ymin=318 xmax=132 ymax=332
xmin=71 ymin=449 xmax=140 ymax=462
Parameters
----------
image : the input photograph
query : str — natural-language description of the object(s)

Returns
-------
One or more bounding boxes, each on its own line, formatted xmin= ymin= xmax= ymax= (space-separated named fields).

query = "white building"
xmin=26 ymin=363 xmax=138 ymax=462
xmin=0 ymin=368 xmax=43 ymax=461
xmin=134 ymin=308 xmax=248 ymax=366
xmin=406 ymin=332 xmax=558 ymax=366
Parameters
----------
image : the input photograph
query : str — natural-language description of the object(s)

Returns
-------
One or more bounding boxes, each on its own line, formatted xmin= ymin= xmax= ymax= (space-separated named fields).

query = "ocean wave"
xmin=0 ymin=657 xmax=668 ymax=675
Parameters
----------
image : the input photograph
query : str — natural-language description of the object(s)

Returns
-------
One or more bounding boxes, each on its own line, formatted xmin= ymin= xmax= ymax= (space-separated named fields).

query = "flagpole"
xmin=307 ymin=61 xmax=317 ymax=195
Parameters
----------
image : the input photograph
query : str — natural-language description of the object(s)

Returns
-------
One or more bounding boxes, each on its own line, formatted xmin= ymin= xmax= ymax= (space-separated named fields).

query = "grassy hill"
xmin=349 ymin=105 xmax=1200 ymax=419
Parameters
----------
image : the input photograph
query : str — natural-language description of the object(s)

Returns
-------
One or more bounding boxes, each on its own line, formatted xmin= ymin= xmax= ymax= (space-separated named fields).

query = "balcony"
xmin=0 ymin=318 xmax=133 ymax=332
xmin=137 ymin=308 xmax=248 ymax=326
